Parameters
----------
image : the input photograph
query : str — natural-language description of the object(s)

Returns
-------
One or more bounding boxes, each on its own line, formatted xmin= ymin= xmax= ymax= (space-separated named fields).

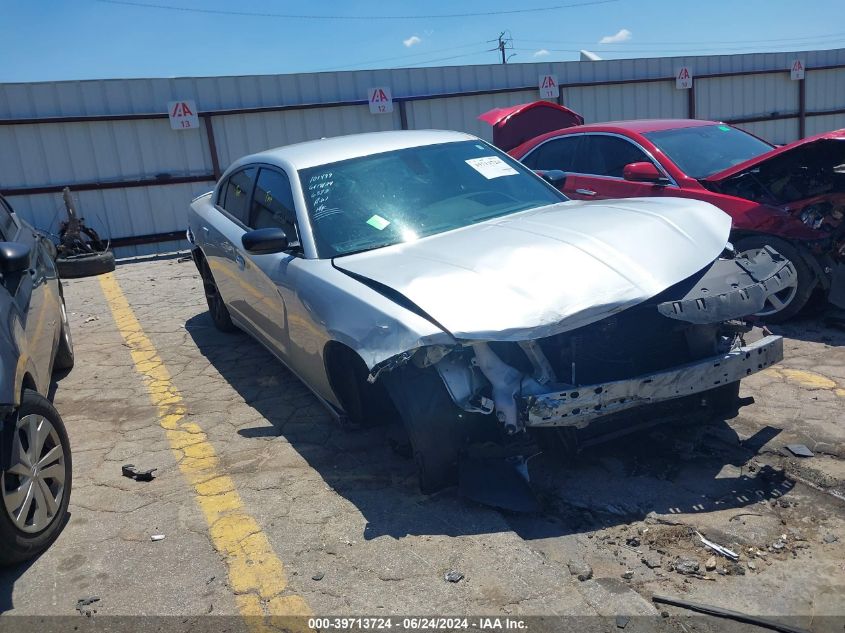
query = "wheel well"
xmin=20 ymin=372 xmax=36 ymax=399
xmin=323 ymin=341 xmax=397 ymax=427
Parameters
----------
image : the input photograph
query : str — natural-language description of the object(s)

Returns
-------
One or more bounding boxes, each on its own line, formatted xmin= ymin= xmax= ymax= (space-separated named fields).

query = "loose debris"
xmin=75 ymin=597 xmax=100 ymax=617
xmin=672 ymin=557 xmax=700 ymax=575
xmin=652 ymin=594 xmax=811 ymax=633
xmin=615 ymin=615 xmax=630 ymax=629
xmin=822 ymin=533 xmax=838 ymax=544
xmin=122 ymin=464 xmax=157 ymax=482
xmin=567 ymin=560 xmax=593 ymax=581
xmin=150 ymin=534 xmax=165 ymax=542
xmin=784 ymin=444 xmax=814 ymax=458
xmin=705 ymin=556 xmax=716 ymax=571
xmin=444 ymin=570 xmax=464 ymax=583
xmin=312 ymin=572 xmax=325 ymax=581
xmin=696 ymin=531 xmax=739 ymax=560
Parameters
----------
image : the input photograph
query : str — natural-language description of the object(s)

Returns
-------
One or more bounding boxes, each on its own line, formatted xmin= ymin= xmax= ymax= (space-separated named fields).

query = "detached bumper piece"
xmin=658 ymin=246 xmax=795 ymax=323
xmin=524 ymin=335 xmax=783 ymax=428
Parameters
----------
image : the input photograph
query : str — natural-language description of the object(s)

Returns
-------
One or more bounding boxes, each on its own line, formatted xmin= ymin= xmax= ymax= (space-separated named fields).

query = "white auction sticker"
xmin=465 ymin=156 xmax=519 ymax=179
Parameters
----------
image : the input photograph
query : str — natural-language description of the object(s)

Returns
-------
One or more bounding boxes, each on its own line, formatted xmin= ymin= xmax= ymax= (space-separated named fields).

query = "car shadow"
xmin=185 ymin=313 xmax=795 ymax=542
xmin=0 ymin=512 xmax=71 ymax=614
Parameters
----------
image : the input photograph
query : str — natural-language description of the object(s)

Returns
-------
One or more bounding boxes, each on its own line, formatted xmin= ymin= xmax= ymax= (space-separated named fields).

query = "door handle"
xmin=575 ymin=188 xmax=597 ymax=196
xmin=235 ymin=254 xmax=246 ymax=270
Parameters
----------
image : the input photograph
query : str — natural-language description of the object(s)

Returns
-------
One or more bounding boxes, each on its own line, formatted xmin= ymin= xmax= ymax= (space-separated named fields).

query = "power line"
xmin=312 ymin=41 xmax=491 ymax=72
xmin=96 ymin=0 xmax=620 ymax=20
xmin=517 ymin=30 xmax=845 ymax=47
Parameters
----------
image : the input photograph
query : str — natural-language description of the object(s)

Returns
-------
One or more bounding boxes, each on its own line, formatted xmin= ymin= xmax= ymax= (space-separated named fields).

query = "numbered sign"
xmin=539 ymin=74 xmax=558 ymax=99
xmin=790 ymin=59 xmax=805 ymax=80
xmin=368 ymin=87 xmax=394 ymax=114
xmin=167 ymin=100 xmax=199 ymax=130
xmin=675 ymin=67 xmax=693 ymax=90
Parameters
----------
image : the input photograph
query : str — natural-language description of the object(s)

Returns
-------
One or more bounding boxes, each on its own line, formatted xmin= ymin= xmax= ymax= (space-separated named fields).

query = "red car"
xmin=481 ymin=102 xmax=845 ymax=321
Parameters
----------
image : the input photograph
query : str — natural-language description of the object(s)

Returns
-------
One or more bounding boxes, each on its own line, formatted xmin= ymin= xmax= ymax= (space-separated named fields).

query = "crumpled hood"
xmin=334 ymin=197 xmax=732 ymax=341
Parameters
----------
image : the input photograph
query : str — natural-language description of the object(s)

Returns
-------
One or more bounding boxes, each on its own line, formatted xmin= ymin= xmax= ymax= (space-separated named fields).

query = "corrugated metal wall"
xmin=2 ymin=48 xmax=845 ymax=257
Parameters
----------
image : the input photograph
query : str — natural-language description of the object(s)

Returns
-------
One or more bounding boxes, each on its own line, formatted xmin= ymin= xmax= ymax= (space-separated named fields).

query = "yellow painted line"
xmin=97 ymin=272 xmax=310 ymax=626
xmin=769 ymin=367 xmax=838 ymax=390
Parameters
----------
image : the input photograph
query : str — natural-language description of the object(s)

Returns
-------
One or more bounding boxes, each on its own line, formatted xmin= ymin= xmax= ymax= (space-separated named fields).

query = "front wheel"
xmin=0 ymin=390 xmax=72 ymax=565
xmin=382 ymin=366 xmax=462 ymax=494
xmin=53 ymin=299 xmax=75 ymax=372
xmin=734 ymin=236 xmax=816 ymax=323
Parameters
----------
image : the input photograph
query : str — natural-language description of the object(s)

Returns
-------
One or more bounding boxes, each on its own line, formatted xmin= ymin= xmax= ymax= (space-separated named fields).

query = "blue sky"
xmin=1 ymin=0 xmax=843 ymax=82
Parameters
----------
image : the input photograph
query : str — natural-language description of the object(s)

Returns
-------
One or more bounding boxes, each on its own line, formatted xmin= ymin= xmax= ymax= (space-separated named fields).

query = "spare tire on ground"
xmin=56 ymin=251 xmax=116 ymax=278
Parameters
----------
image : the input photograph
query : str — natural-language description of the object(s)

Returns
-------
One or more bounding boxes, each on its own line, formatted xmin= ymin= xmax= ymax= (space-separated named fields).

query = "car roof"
xmin=585 ymin=119 xmax=719 ymax=133
xmin=237 ymin=129 xmax=477 ymax=171
xmin=509 ymin=118 xmax=721 ymax=156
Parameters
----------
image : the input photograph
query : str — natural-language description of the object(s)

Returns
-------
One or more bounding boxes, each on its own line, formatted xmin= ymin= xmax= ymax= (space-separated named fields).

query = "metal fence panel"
xmin=1 ymin=48 xmax=844 ymax=258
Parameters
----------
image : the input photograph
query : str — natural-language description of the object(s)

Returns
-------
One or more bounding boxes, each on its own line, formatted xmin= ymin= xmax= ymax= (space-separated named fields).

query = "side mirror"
xmin=536 ymin=169 xmax=568 ymax=187
xmin=0 ymin=242 xmax=31 ymax=275
xmin=241 ymin=227 xmax=289 ymax=254
xmin=623 ymin=161 xmax=668 ymax=184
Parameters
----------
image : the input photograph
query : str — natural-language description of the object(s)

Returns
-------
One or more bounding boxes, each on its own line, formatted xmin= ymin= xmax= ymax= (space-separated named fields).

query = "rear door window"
xmin=249 ymin=168 xmax=301 ymax=246
xmin=574 ymin=135 xmax=651 ymax=178
xmin=523 ymin=136 xmax=581 ymax=172
xmin=220 ymin=167 xmax=257 ymax=224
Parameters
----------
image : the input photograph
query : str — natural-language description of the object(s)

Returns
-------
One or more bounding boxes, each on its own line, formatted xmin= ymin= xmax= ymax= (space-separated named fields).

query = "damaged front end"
xmin=378 ymin=244 xmax=788 ymax=436
xmin=370 ymin=243 xmax=787 ymax=508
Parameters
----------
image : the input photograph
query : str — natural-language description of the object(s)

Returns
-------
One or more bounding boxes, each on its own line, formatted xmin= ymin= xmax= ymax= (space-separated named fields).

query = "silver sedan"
xmin=187 ymin=130 xmax=788 ymax=493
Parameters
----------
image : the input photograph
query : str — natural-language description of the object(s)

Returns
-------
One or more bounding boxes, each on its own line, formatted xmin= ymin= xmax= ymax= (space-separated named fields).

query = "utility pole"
xmin=490 ymin=31 xmax=514 ymax=64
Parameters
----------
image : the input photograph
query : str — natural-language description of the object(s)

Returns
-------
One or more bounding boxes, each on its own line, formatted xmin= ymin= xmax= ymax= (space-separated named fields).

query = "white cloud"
xmin=403 ymin=35 xmax=422 ymax=47
xmin=599 ymin=28 xmax=632 ymax=44
xmin=533 ymin=49 xmax=550 ymax=57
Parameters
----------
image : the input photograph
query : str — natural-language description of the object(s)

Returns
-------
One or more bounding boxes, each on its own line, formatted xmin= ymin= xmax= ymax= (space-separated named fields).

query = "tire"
xmin=382 ymin=365 xmax=462 ymax=494
xmin=56 ymin=251 xmax=115 ymax=279
xmin=0 ymin=390 xmax=72 ymax=566
xmin=734 ymin=236 xmax=815 ymax=323
xmin=196 ymin=254 xmax=236 ymax=333
xmin=53 ymin=298 xmax=75 ymax=372
xmin=701 ymin=381 xmax=741 ymax=414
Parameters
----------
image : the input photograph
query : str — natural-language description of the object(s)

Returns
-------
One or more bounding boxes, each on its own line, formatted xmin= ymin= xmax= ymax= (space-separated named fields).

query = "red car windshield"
xmin=644 ymin=124 xmax=773 ymax=179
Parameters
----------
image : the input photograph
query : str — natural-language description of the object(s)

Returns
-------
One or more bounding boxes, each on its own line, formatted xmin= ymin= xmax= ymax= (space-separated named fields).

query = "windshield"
xmin=299 ymin=140 xmax=566 ymax=258
xmin=644 ymin=124 xmax=773 ymax=179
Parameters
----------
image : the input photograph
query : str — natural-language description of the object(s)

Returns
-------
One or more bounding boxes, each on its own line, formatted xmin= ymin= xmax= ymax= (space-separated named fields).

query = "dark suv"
xmin=0 ymin=193 xmax=74 ymax=565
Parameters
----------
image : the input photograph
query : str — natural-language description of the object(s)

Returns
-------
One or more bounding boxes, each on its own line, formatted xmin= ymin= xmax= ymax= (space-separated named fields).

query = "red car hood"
xmin=478 ymin=101 xmax=584 ymax=152
xmin=704 ymin=128 xmax=845 ymax=183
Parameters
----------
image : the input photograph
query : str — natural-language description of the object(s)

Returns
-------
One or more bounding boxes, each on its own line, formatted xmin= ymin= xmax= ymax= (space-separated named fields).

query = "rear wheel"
xmin=734 ymin=235 xmax=815 ymax=323
xmin=196 ymin=253 xmax=236 ymax=333
xmin=0 ymin=390 xmax=72 ymax=565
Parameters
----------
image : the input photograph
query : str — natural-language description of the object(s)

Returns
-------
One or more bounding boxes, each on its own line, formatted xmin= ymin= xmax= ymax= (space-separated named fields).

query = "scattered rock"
xmin=725 ymin=561 xmax=746 ymax=576
xmin=567 ymin=560 xmax=593 ymax=582
xmin=822 ymin=533 xmax=838 ymax=544
xmin=444 ymin=570 xmax=464 ymax=583
xmin=705 ymin=556 xmax=716 ymax=571
xmin=772 ymin=539 xmax=786 ymax=551
xmin=748 ymin=561 xmax=756 ymax=571
xmin=660 ymin=611 xmax=670 ymax=618
xmin=312 ymin=572 xmax=325 ymax=581
xmin=625 ymin=536 xmax=641 ymax=548
xmin=641 ymin=556 xmax=661 ymax=569
xmin=621 ymin=570 xmax=634 ymax=580
xmin=673 ymin=557 xmax=700 ymax=575
xmin=616 ymin=615 xmax=630 ymax=629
